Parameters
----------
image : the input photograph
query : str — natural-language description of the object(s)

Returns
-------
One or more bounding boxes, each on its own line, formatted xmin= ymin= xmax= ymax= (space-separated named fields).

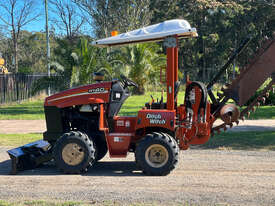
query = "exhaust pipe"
xmin=220 ymin=104 xmax=240 ymax=124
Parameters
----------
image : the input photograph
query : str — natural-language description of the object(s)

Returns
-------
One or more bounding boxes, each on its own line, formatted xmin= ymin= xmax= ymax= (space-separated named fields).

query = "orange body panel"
xmin=105 ymin=117 xmax=136 ymax=157
xmin=113 ymin=116 xmax=137 ymax=133
xmin=106 ymin=133 xmax=133 ymax=157
xmin=44 ymin=82 xmax=112 ymax=108
xmin=99 ymin=104 xmax=108 ymax=132
xmin=176 ymin=85 xmax=213 ymax=150
xmin=136 ymin=109 xmax=175 ymax=131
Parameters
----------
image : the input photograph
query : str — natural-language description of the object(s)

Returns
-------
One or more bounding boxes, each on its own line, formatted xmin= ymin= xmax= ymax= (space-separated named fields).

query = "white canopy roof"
xmin=92 ymin=19 xmax=198 ymax=47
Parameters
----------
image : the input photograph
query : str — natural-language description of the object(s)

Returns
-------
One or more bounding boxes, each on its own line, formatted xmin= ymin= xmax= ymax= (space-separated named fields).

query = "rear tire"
xmin=87 ymin=133 xmax=108 ymax=162
xmin=53 ymin=131 xmax=95 ymax=174
xmin=94 ymin=138 xmax=108 ymax=161
xmin=135 ymin=132 xmax=179 ymax=176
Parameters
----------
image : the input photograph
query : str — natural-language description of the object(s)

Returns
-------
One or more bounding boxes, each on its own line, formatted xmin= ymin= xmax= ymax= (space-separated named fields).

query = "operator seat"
xmin=144 ymin=81 xmax=181 ymax=110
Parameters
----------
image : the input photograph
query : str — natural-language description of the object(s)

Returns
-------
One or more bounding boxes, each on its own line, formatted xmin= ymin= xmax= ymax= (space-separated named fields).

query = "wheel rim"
xmin=62 ymin=143 xmax=85 ymax=166
xmin=145 ymin=144 xmax=169 ymax=168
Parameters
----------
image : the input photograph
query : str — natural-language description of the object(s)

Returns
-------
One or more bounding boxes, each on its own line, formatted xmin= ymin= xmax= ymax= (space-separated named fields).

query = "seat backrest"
xmin=174 ymin=81 xmax=181 ymax=101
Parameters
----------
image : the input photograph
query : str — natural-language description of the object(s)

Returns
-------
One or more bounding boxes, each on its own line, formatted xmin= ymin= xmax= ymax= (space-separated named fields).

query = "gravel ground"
xmin=0 ymin=147 xmax=275 ymax=205
xmin=0 ymin=120 xmax=275 ymax=205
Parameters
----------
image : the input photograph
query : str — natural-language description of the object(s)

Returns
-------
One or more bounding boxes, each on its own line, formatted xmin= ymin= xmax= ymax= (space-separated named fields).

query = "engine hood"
xmin=44 ymin=81 xmax=112 ymax=108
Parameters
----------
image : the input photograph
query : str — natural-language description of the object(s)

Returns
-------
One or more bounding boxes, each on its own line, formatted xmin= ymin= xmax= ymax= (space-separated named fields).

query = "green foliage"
xmin=18 ymin=31 xmax=50 ymax=74
xmin=71 ymin=38 xmax=114 ymax=85
xmin=176 ymin=0 xmax=245 ymax=82
xmin=247 ymin=86 xmax=275 ymax=106
xmin=31 ymin=37 xmax=82 ymax=94
xmin=1 ymin=0 xmax=275 ymax=104
xmin=150 ymin=0 xmax=275 ymax=84
xmin=0 ymin=31 xmax=57 ymax=74
xmin=31 ymin=76 xmax=68 ymax=96
xmin=246 ymin=79 xmax=275 ymax=106
xmin=18 ymin=66 xmax=32 ymax=74
xmin=115 ymin=43 xmax=166 ymax=95
xmin=74 ymin=0 xmax=152 ymax=38
xmin=31 ymin=37 xmax=124 ymax=94
xmin=149 ymin=0 xmax=179 ymax=24
xmin=0 ymin=0 xmax=274 ymax=90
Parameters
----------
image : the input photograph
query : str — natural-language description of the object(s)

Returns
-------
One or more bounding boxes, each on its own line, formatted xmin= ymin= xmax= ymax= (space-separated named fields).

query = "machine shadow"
xmin=0 ymin=159 xmax=144 ymax=177
xmin=85 ymin=161 xmax=143 ymax=176
xmin=0 ymin=160 xmax=11 ymax=175
xmin=229 ymin=125 xmax=275 ymax=132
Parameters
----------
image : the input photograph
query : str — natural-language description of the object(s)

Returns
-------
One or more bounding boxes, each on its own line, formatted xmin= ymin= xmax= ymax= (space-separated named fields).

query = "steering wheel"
xmin=120 ymin=74 xmax=138 ymax=88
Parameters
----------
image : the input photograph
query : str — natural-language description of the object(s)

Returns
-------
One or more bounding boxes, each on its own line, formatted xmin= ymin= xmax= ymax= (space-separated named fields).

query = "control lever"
xmin=150 ymin=95 xmax=155 ymax=103
xmin=160 ymin=90 xmax=164 ymax=104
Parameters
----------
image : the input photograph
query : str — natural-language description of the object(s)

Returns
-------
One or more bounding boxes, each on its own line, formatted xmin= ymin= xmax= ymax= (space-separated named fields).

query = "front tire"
xmin=53 ymin=131 xmax=95 ymax=174
xmin=135 ymin=132 xmax=179 ymax=176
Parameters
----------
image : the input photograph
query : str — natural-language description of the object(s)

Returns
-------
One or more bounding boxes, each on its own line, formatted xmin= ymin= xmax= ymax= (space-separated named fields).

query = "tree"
xmin=233 ymin=1 xmax=275 ymax=68
xmin=49 ymin=0 xmax=86 ymax=40
xmin=0 ymin=26 xmax=9 ymax=65
xmin=74 ymin=0 xmax=152 ymax=38
xmin=150 ymin=0 xmax=180 ymax=24
xmin=179 ymin=0 xmax=243 ymax=81
xmin=116 ymin=43 xmax=166 ymax=95
xmin=71 ymin=37 xmax=107 ymax=85
xmin=18 ymin=31 xmax=50 ymax=74
xmin=32 ymin=37 xmax=78 ymax=94
xmin=0 ymin=0 xmax=40 ymax=73
xmin=31 ymin=36 xmax=114 ymax=93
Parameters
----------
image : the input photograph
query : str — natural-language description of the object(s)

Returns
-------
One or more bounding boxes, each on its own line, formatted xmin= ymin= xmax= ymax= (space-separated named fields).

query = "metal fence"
xmin=0 ymin=74 xmax=47 ymax=104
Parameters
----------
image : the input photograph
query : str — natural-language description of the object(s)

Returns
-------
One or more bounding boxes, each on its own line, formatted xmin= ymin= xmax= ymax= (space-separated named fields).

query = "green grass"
xmin=0 ymin=133 xmax=42 ymax=147
xmin=0 ymin=93 xmax=274 ymax=119
xmin=202 ymin=131 xmax=275 ymax=151
xmin=119 ymin=91 xmax=183 ymax=116
xmin=0 ymin=92 xmax=185 ymax=119
xmin=120 ymin=93 xmax=274 ymax=119
xmin=0 ymin=100 xmax=44 ymax=120
xmin=246 ymin=105 xmax=275 ymax=120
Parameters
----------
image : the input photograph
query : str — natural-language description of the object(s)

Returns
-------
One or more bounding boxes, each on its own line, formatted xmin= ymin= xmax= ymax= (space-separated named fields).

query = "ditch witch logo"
xmin=146 ymin=113 xmax=166 ymax=124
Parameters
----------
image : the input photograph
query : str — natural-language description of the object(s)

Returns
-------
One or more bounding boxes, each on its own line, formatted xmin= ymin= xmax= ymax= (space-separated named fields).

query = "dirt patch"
xmin=0 ymin=148 xmax=275 ymax=205
xmin=0 ymin=120 xmax=46 ymax=134
xmin=0 ymin=119 xmax=274 ymax=134
xmin=214 ymin=119 xmax=275 ymax=132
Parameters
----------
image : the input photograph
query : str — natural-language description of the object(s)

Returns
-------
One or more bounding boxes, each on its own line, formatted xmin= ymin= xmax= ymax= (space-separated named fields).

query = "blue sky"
xmin=0 ymin=0 xmax=92 ymax=36
xmin=0 ymin=0 xmax=43 ymax=33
